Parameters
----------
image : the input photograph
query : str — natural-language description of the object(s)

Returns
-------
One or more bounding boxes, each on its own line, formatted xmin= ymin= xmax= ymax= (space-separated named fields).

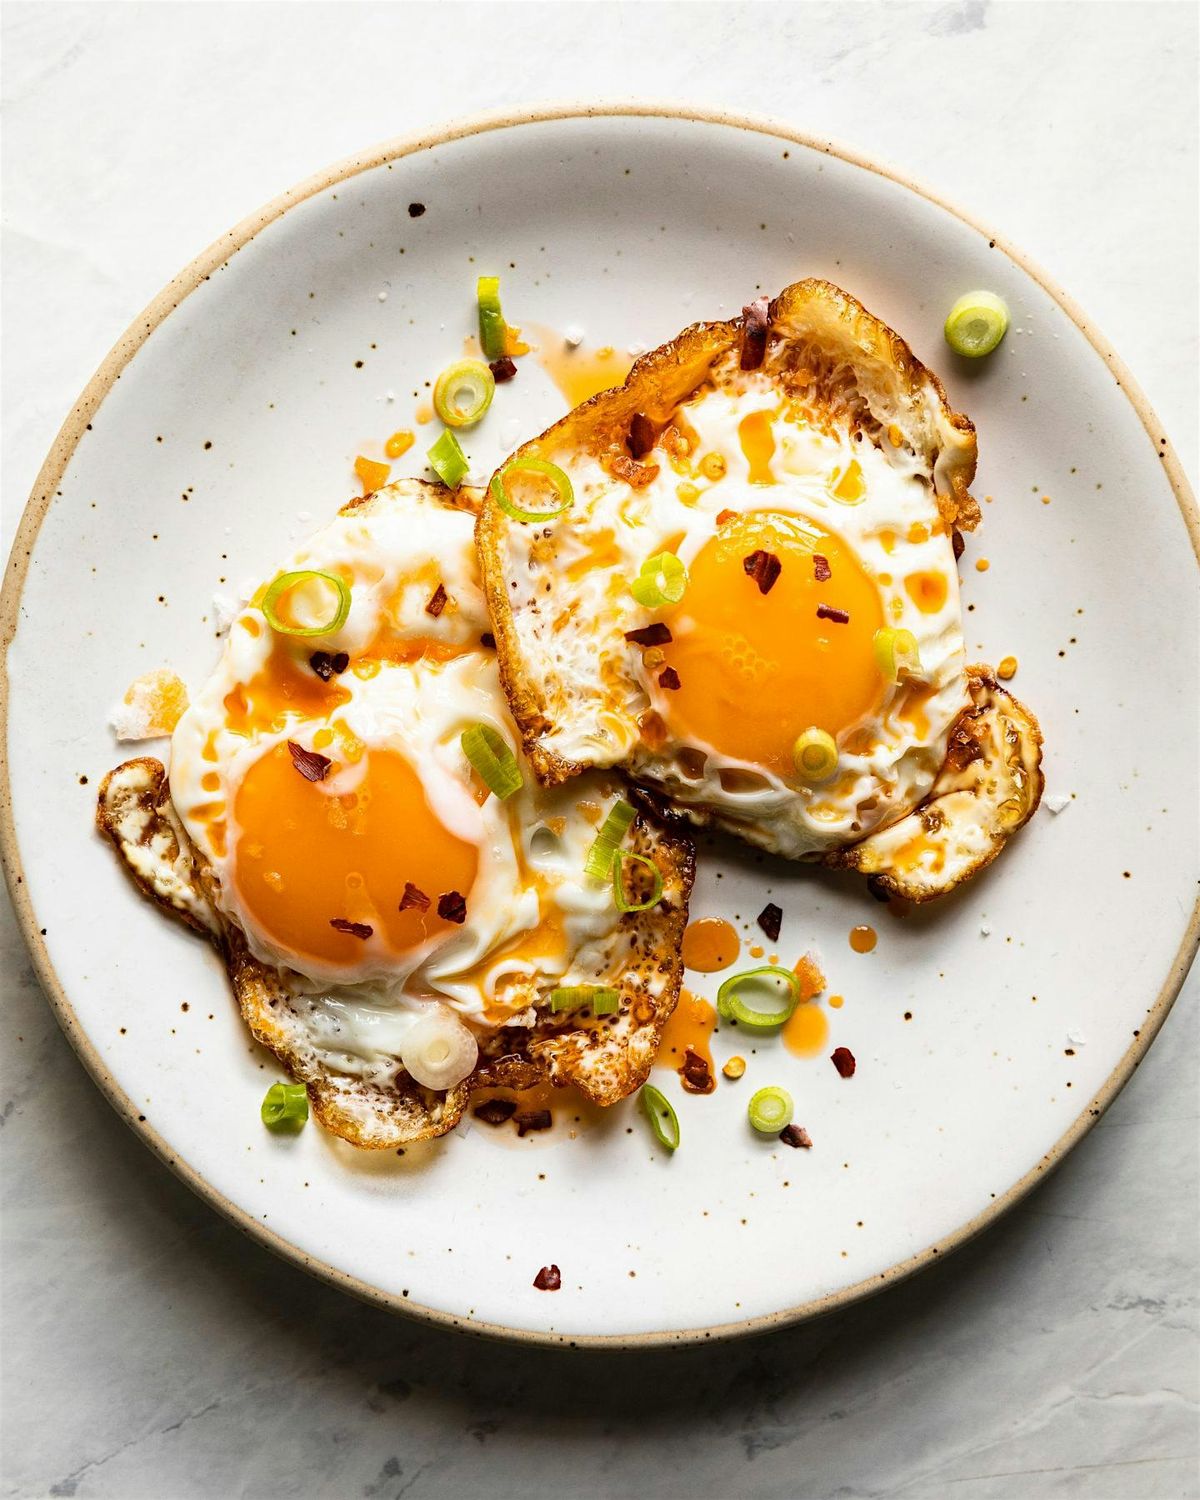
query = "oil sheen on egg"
xmin=168 ymin=484 xmax=627 ymax=1087
xmin=534 ymin=376 xmax=969 ymax=857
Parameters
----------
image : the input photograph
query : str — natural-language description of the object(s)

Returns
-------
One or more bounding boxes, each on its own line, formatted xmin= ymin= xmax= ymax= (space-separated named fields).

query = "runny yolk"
xmin=659 ymin=512 xmax=885 ymax=774
xmin=232 ymin=743 xmax=478 ymax=970
xmin=738 ymin=410 xmax=777 ymax=484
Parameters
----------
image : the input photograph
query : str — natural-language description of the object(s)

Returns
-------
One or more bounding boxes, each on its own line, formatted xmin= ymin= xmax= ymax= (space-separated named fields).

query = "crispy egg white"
xmin=168 ymin=483 xmax=644 ymax=1087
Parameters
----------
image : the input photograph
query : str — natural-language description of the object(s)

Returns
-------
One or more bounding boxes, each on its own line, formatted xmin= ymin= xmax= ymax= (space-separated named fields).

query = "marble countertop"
xmin=2 ymin=4 xmax=1196 ymax=1497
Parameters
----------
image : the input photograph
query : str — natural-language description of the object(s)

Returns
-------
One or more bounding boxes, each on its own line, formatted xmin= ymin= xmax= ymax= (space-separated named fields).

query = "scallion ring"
xmin=427 ymin=430 xmax=470 ymax=489
xmin=716 ymin=966 xmax=801 ymax=1029
xmin=944 ymin=290 xmax=1009 ymax=358
xmin=631 ymin=551 xmax=688 ymax=608
xmin=640 ymin=1084 xmax=680 ymax=1151
xmin=433 ymin=358 xmax=495 ymax=429
xmin=583 ymin=798 xmax=637 ymax=880
xmin=261 ymin=1081 xmax=309 ymax=1130
xmin=873 ymin=627 xmax=922 ymax=682
xmin=261 ymin=570 xmax=351 ymax=639
xmin=490 ymin=456 xmax=574 ymax=523
xmin=748 ymin=1085 xmax=794 ymax=1134
xmin=460 ymin=724 xmax=523 ymax=800
xmin=792 ymin=727 xmax=839 ymax=784
xmin=549 ymin=985 xmax=620 ymax=1015
xmin=477 ymin=275 xmax=508 ymax=361
xmin=612 ymin=850 xmax=664 ymax=913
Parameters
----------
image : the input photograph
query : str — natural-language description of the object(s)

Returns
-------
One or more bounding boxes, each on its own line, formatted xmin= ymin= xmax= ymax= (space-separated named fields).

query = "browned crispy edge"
xmin=820 ymin=666 xmax=1045 ymax=901
xmin=477 ymin=277 xmax=980 ymax=788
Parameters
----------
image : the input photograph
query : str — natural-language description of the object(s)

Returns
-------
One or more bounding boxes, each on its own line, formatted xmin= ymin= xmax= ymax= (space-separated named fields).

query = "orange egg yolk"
xmin=232 ymin=742 xmax=478 ymax=970
xmin=659 ymin=512 xmax=885 ymax=774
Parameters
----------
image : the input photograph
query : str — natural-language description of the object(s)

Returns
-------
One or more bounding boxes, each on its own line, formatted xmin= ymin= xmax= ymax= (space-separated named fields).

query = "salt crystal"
xmin=1044 ymin=793 xmax=1071 ymax=814
xmin=564 ymin=324 xmax=586 ymax=348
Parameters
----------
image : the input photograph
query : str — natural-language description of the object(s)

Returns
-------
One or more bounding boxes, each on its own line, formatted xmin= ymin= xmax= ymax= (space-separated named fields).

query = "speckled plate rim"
xmin=2 ymin=101 xmax=1197 ymax=1350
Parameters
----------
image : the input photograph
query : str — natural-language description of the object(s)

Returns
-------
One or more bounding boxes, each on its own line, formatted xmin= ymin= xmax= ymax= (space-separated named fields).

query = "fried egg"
xmin=480 ymin=279 xmax=1041 ymax=885
xmin=101 ymin=481 xmax=692 ymax=1146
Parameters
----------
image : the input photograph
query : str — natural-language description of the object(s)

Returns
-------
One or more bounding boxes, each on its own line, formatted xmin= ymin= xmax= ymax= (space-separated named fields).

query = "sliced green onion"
xmin=873 ymin=627 xmax=922 ymax=681
xmin=490 ymin=456 xmax=574 ymax=523
xmin=944 ymin=290 xmax=1009 ymax=358
xmin=477 ymin=275 xmax=508 ymax=361
xmin=748 ymin=1085 xmax=793 ymax=1134
xmin=262 ymin=570 xmax=351 ymax=638
xmin=433 ymin=358 xmax=495 ymax=429
xmin=640 ymin=1084 xmax=680 ymax=1151
xmin=549 ymin=985 xmax=621 ymax=1015
xmin=427 ymin=430 xmax=470 ymax=489
xmin=612 ymin=850 xmax=664 ymax=913
xmin=261 ymin=1081 xmax=308 ymax=1130
xmin=792 ymin=727 xmax=839 ymax=784
xmin=717 ymin=966 xmax=801 ymax=1028
xmin=631 ymin=551 xmax=688 ymax=608
xmin=583 ymin=798 xmax=637 ymax=879
xmin=460 ymin=724 xmax=523 ymax=800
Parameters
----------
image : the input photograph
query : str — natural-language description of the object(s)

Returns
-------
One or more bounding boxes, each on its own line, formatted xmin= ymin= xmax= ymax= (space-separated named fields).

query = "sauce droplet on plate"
xmin=681 ymin=917 xmax=740 ymax=972
xmin=849 ymin=925 xmax=877 ymax=953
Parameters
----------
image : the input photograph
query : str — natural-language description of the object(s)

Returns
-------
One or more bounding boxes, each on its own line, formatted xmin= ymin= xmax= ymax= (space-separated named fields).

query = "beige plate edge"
xmin=2 ymin=101 xmax=1197 ymax=1350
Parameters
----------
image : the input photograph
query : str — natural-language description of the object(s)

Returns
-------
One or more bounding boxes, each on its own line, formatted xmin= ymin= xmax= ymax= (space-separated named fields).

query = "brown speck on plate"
xmin=533 ymin=1264 xmax=561 ymax=1291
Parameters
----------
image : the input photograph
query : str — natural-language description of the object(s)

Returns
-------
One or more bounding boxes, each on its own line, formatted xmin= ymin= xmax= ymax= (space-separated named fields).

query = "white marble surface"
xmin=2 ymin=3 xmax=1196 ymax=1497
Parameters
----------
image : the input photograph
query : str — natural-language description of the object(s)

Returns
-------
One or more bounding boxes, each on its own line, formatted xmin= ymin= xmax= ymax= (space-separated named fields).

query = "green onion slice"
xmin=549 ymin=985 xmax=621 ymax=1015
xmin=461 ymin=724 xmax=523 ymax=800
xmin=433 ymin=358 xmax=495 ymax=429
xmin=490 ymin=456 xmax=574 ymax=523
xmin=792 ymin=726 xmax=839 ymax=784
xmin=640 ymin=1084 xmax=680 ymax=1151
xmin=630 ymin=551 xmax=688 ymax=609
xmin=716 ymin=965 xmax=801 ymax=1028
xmin=477 ymin=275 xmax=508 ymax=361
xmin=262 ymin=570 xmax=351 ymax=638
xmin=748 ymin=1085 xmax=794 ymax=1134
xmin=583 ymin=798 xmax=637 ymax=880
xmin=873 ymin=626 xmax=922 ymax=682
xmin=261 ymin=1081 xmax=309 ymax=1130
xmin=944 ymin=290 xmax=1009 ymax=358
xmin=612 ymin=850 xmax=664 ymax=913
xmin=427 ymin=430 xmax=470 ymax=489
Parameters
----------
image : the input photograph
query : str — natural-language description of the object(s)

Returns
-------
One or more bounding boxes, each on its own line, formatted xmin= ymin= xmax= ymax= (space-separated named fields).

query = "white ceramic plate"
xmin=3 ymin=106 xmax=1197 ymax=1347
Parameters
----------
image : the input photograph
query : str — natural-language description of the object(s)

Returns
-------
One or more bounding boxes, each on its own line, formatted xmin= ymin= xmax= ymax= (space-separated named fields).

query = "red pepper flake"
xmin=743 ymin=549 xmax=782 ymax=595
xmin=628 ymin=412 xmax=656 ymax=459
xmin=757 ymin=902 xmax=783 ymax=941
xmin=952 ymin=529 xmax=965 ymax=560
xmin=480 ymin=631 xmax=496 ymax=650
xmin=816 ymin=603 xmax=850 ymax=624
xmin=516 ymin=1109 xmax=552 ymax=1136
xmin=611 ymin=453 xmax=659 ymax=488
xmin=740 ymin=296 xmax=770 ymax=370
xmin=399 ymin=882 xmax=430 ymax=912
xmin=813 ymin=553 xmax=832 ymax=582
xmin=287 ymin=740 xmax=331 ymax=782
xmin=489 ymin=356 xmax=517 ymax=383
xmin=831 ymin=1046 xmax=856 ymax=1078
xmin=472 ymin=1098 xmax=517 ymax=1126
xmin=716 ymin=508 xmax=739 ymax=527
xmin=680 ymin=1047 xmax=715 ymax=1095
xmin=624 ymin=622 xmax=673 ymax=647
xmin=533 ymin=1264 xmax=561 ymax=1291
xmin=330 ymin=918 xmax=373 ymax=940
xmin=658 ymin=666 xmax=682 ymax=691
xmin=425 ymin=583 xmax=448 ymax=618
xmin=780 ymin=1124 xmax=813 ymax=1149
xmin=437 ymin=890 xmax=467 ymax=924
xmin=309 ymin=649 xmax=349 ymax=681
